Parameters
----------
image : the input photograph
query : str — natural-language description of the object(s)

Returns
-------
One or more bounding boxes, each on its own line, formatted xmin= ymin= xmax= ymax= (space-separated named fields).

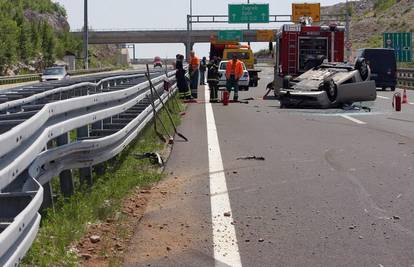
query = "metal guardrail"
xmin=0 ymin=68 xmax=115 ymax=86
xmin=397 ymin=68 xmax=414 ymax=90
xmin=0 ymin=69 xmax=178 ymax=267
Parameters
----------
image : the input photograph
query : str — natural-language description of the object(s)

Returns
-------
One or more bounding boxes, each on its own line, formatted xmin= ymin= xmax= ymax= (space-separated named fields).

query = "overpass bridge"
xmin=71 ymin=29 xmax=278 ymax=57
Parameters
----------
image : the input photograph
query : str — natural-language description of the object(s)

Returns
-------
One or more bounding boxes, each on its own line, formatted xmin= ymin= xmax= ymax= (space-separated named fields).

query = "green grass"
xmin=22 ymin=94 xmax=184 ymax=266
xmin=374 ymin=0 xmax=396 ymax=12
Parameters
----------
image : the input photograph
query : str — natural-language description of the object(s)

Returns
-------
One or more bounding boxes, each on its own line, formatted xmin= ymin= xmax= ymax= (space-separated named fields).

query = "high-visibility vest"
xmin=226 ymin=60 xmax=243 ymax=80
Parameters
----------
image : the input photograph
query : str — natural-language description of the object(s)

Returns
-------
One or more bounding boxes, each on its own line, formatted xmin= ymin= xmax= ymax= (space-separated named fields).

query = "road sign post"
xmin=229 ymin=4 xmax=269 ymax=24
xmin=383 ymin=32 xmax=413 ymax=62
xmin=218 ymin=30 xmax=243 ymax=42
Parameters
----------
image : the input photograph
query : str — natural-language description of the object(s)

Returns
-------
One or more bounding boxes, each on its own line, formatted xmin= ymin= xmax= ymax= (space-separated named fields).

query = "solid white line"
xmin=409 ymin=102 xmax=414 ymax=105
xmin=377 ymin=95 xmax=390 ymax=100
xmin=205 ymin=84 xmax=242 ymax=267
xmin=340 ymin=114 xmax=367 ymax=125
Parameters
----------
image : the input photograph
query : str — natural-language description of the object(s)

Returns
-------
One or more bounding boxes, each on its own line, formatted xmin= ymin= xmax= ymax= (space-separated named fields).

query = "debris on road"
xmin=258 ymin=238 xmax=265 ymax=242
xmin=224 ymin=212 xmax=231 ymax=217
xmin=134 ymin=152 xmax=164 ymax=166
xmin=349 ymin=225 xmax=356 ymax=230
xmin=89 ymin=235 xmax=101 ymax=243
xmin=393 ymin=215 xmax=400 ymax=220
xmin=237 ymin=156 xmax=266 ymax=161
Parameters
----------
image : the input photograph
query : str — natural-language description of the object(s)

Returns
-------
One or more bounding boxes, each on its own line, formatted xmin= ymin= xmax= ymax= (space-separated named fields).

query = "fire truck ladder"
xmin=287 ymin=33 xmax=297 ymax=75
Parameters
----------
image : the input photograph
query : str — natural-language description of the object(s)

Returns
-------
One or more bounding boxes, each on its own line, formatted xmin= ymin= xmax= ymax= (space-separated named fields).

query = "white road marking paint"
xmin=409 ymin=102 xmax=414 ymax=105
xmin=205 ymin=84 xmax=242 ymax=267
xmin=377 ymin=95 xmax=390 ymax=100
xmin=340 ymin=115 xmax=367 ymax=125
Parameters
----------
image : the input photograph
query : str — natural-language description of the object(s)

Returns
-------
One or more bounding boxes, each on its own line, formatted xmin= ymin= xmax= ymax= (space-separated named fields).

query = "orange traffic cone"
xmin=402 ymin=88 xmax=408 ymax=104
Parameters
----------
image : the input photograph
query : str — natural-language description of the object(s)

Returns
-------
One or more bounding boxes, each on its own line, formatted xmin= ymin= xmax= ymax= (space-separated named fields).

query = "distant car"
xmin=277 ymin=58 xmax=377 ymax=108
xmin=153 ymin=56 xmax=162 ymax=68
xmin=357 ymin=48 xmax=397 ymax=91
xmin=41 ymin=67 xmax=69 ymax=82
xmin=217 ymin=60 xmax=250 ymax=90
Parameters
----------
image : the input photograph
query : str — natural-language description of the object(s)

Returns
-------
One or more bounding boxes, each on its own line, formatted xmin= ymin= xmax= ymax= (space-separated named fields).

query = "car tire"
xmin=355 ymin=58 xmax=369 ymax=81
xmin=391 ymin=86 xmax=396 ymax=91
xmin=324 ymin=79 xmax=338 ymax=103
xmin=382 ymin=87 xmax=387 ymax=91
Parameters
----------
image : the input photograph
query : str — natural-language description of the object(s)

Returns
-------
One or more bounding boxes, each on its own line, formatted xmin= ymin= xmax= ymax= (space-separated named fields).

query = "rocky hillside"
xmin=322 ymin=0 xmax=414 ymax=48
xmin=0 ymin=0 xmax=122 ymax=75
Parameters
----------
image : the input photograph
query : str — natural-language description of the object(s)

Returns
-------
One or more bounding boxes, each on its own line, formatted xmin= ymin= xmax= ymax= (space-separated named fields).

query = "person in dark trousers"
xmin=189 ymin=51 xmax=200 ymax=98
xmin=175 ymin=54 xmax=191 ymax=99
xmin=207 ymin=56 xmax=220 ymax=102
xmin=199 ymin=57 xmax=207 ymax=85
xmin=225 ymin=53 xmax=244 ymax=102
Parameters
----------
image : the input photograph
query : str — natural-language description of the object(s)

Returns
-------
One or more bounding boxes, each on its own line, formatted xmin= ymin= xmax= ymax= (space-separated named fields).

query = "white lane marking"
xmin=340 ymin=114 xmax=367 ymax=125
xmin=409 ymin=102 xmax=414 ymax=105
xmin=205 ymin=85 xmax=242 ymax=267
xmin=377 ymin=95 xmax=390 ymax=100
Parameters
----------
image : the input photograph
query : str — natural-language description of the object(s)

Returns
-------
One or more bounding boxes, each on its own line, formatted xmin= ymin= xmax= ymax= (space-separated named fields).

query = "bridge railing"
xmin=397 ymin=68 xmax=414 ymax=90
xmin=0 ymin=69 xmax=178 ymax=267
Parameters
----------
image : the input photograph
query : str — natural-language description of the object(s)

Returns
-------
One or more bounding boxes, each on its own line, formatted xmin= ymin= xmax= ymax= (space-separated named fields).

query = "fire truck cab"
xmin=277 ymin=23 xmax=345 ymax=77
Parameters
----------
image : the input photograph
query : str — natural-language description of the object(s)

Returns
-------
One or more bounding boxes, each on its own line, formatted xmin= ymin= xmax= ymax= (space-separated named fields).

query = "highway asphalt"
xmin=125 ymin=65 xmax=414 ymax=267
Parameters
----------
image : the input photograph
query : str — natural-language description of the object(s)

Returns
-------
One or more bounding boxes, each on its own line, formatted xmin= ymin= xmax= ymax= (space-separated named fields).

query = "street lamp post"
xmin=345 ymin=0 xmax=351 ymax=62
xmin=187 ymin=0 xmax=193 ymax=61
xmin=83 ymin=0 xmax=89 ymax=70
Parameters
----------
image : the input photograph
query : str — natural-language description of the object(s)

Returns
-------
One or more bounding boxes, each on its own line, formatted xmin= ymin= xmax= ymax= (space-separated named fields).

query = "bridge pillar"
xmin=185 ymin=42 xmax=194 ymax=62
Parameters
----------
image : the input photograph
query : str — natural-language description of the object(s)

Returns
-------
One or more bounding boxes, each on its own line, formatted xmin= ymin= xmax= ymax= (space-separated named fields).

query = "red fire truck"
xmin=276 ymin=23 xmax=345 ymax=77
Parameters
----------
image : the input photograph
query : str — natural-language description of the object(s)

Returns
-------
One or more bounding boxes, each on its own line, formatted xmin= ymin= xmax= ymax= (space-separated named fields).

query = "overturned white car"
xmin=277 ymin=58 xmax=377 ymax=108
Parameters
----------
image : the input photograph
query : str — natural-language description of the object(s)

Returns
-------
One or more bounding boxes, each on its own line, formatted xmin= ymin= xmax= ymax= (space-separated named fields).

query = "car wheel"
xmin=324 ymin=79 xmax=338 ymax=103
xmin=391 ymin=86 xmax=396 ymax=91
xmin=355 ymin=58 xmax=369 ymax=81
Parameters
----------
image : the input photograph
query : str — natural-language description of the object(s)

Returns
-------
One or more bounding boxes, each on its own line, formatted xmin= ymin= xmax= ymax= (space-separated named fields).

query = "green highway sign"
xmin=218 ymin=30 xmax=243 ymax=41
xmin=383 ymin=32 xmax=412 ymax=62
xmin=228 ymin=4 xmax=269 ymax=24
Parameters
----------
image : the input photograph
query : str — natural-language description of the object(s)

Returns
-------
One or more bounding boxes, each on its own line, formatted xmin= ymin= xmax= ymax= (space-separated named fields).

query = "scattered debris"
xmin=232 ymin=171 xmax=238 ymax=174
xmin=89 ymin=235 xmax=101 ymax=243
xmin=134 ymin=152 xmax=164 ymax=166
xmin=393 ymin=215 xmax=400 ymax=220
xmin=258 ymin=238 xmax=265 ymax=242
xmin=359 ymin=236 xmax=364 ymax=239
xmin=224 ymin=212 xmax=231 ymax=217
xmin=166 ymin=246 xmax=171 ymax=251
xmin=80 ymin=253 xmax=92 ymax=260
xmin=349 ymin=226 xmax=356 ymax=230
xmin=236 ymin=156 xmax=265 ymax=161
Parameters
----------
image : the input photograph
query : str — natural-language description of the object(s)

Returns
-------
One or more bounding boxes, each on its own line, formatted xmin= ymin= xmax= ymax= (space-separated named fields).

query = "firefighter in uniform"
xmin=225 ymin=54 xmax=243 ymax=102
xmin=175 ymin=54 xmax=191 ymax=99
xmin=189 ymin=51 xmax=200 ymax=98
xmin=207 ymin=56 xmax=220 ymax=103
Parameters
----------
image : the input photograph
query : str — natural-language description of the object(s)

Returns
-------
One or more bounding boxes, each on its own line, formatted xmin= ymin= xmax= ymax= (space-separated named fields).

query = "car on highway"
xmin=40 ymin=67 xmax=69 ymax=82
xmin=277 ymin=58 xmax=377 ymax=108
xmin=357 ymin=48 xmax=397 ymax=91
xmin=217 ymin=60 xmax=250 ymax=90
xmin=153 ymin=56 xmax=162 ymax=68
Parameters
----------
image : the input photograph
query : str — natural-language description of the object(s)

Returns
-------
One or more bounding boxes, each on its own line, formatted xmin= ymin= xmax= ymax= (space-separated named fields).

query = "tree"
xmin=41 ymin=21 xmax=55 ymax=67
xmin=0 ymin=18 xmax=19 ymax=74
xmin=19 ymin=21 xmax=33 ymax=62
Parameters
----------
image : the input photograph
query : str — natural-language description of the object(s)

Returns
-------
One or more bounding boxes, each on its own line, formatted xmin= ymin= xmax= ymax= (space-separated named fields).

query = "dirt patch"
xmin=75 ymin=186 xmax=151 ymax=266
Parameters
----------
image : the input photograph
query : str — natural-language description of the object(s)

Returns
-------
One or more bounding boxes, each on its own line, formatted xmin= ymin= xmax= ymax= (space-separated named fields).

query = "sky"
xmin=54 ymin=0 xmax=345 ymax=59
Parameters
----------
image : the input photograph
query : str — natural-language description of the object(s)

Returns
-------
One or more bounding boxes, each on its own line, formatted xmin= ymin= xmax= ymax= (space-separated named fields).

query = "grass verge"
xmin=22 ymin=94 xmax=184 ymax=266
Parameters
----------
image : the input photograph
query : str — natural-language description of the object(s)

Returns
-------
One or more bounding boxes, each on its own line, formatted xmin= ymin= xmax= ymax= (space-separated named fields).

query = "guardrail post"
xmin=41 ymin=182 xmax=54 ymax=210
xmin=77 ymin=125 xmax=93 ymax=187
xmin=91 ymin=120 xmax=105 ymax=175
xmin=56 ymin=133 xmax=75 ymax=197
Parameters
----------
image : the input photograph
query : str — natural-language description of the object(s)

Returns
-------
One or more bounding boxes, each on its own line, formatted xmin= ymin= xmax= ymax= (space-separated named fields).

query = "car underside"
xmin=277 ymin=59 xmax=377 ymax=108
